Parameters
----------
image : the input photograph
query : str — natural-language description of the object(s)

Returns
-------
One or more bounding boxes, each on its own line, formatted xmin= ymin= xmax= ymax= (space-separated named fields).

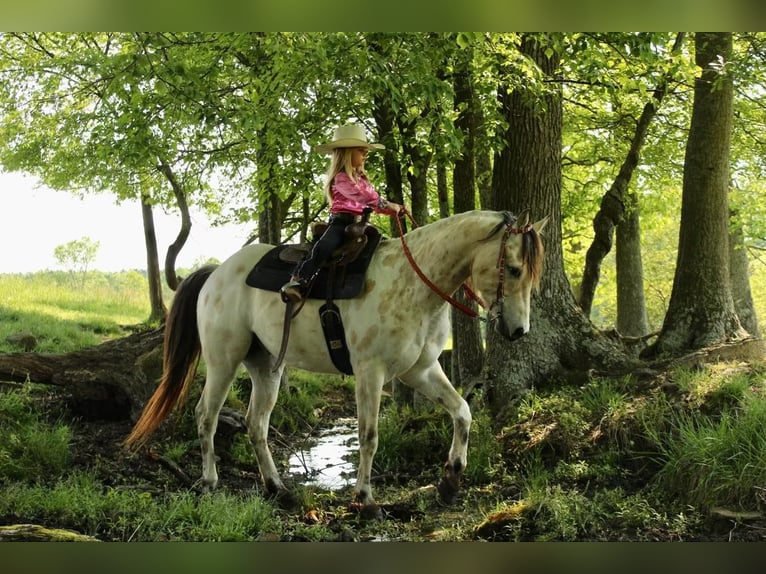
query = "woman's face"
xmin=350 ymin=147 xmax=368 ymax=169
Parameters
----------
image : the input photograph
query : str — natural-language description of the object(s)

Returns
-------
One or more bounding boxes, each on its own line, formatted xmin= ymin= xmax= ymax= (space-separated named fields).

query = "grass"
xmin=0 ymin=471 xmax=280 ymax=541
xmin=0 ymin=271 xmax=150 ymax=352
xmin=0 ymin=384 xmax=72 ymax=483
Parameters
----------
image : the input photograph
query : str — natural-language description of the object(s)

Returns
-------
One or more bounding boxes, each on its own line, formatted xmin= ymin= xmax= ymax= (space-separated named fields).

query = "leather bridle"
xmin=395 ymin=210 xmax=529 ymax=321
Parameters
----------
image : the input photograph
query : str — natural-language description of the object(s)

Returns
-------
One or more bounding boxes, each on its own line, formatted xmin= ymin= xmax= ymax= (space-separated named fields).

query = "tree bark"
xmin=437 ymin=159 xmax=449 ymax=219
xmin=646 ymin=32 xmax=746 ymax=357
xmin=729 ymin=209 xmax=761 ymax=337
xmin=157 ymin=156 xmax=191 ymax=291
xmin=373 ymin=91 xmax=406 ymax=238
xmin=484 ymin=34 xmax=635 ymax=414
xmin=0 ymin=524 xmax=99 ymax=542
xmin=616 ymin=194 xmax=650 ymax=337
xmin=0 ymin=328 xmax=164 ymax=420
xmin=140 ymin=193 xmax=167 ymax=323
xmin=578 ymin=33 xmax=686 ymax=317
xmin=398 ymin=115 xmax=433 ymax=226
xmin=451 ymin=45 xmax=484 ymax=392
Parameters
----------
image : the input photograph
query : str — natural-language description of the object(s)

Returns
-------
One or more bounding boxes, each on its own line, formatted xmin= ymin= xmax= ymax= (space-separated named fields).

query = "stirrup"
xmin=280 ymin=280 xmax=304 ymax=303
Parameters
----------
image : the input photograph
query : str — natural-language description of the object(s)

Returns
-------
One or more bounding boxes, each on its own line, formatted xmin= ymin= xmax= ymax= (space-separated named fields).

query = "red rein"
xmin=395 ymin=211 xmax=487 ymax=319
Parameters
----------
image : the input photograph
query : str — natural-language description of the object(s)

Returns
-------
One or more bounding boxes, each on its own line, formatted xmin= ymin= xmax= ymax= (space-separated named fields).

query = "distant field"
xmin=1 ymin=261 xmax=763 ymax=355
xmin=0 ymin=271 xmax=151 ymax=353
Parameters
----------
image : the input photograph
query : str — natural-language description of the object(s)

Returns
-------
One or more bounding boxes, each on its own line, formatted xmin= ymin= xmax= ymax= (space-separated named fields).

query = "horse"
xmin=124 ymin=209 xmax=546 ymax=516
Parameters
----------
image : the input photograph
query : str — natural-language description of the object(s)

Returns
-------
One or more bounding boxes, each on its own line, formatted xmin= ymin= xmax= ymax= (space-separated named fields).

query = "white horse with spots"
xmin=125 ymin=210 xmax=546 ymax=516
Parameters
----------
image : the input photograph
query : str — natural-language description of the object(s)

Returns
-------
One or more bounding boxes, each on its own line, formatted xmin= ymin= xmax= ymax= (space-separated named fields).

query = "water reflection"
xmin=288 ymin=417 xmax=358 ymax=490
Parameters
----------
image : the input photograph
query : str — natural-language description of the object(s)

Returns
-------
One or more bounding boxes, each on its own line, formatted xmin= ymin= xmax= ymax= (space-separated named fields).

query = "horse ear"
xmin=532 ymin=216 xmax=549 ymax=234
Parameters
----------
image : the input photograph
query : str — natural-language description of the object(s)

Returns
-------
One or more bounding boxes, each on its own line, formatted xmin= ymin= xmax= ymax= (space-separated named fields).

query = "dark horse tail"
xmin=123 ymin=265 xmax=218 ymax=450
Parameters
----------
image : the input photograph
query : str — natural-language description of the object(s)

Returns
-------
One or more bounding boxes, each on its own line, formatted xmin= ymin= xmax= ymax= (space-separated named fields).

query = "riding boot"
xmin=280 ymin=277 xmax=305 ymax=303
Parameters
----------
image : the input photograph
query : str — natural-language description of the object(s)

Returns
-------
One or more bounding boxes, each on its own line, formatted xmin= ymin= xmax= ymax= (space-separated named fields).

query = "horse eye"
xmin=506 ymin=265 xmax=522 ymax=279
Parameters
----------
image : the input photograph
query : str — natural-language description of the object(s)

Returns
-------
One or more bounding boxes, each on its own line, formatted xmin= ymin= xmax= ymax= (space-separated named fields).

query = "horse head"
xmin=469 ymin=212 xmax=547 ymax=342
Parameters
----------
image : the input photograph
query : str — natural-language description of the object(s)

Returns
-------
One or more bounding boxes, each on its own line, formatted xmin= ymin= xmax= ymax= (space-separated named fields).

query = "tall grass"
xmin=0 ymin=271 xmax=150 ymax=352
xmin=0 ymin=385 xmax=72 ymax=483
xmin=650 ymin=391 xmax=766 ymax=510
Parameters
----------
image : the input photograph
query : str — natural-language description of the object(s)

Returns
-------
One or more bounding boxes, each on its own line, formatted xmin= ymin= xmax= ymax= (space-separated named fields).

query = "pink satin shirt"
xmin=329 ymin=172 xmax=396 ymax=216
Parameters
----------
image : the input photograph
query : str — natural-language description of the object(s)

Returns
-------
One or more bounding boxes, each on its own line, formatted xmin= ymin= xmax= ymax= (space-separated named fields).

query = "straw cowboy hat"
xmin=314 ymin=124 xmax=385 ymax=154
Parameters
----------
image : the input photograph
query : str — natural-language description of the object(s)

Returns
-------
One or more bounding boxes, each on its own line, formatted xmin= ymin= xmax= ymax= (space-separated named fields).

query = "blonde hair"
xmin=323 ymin=148 xmax=367 ymax=203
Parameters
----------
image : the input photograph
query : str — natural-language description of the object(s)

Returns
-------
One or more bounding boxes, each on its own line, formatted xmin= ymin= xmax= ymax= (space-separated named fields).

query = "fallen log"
xmin=0 ymin=328 xmax=164 ymax=420
xmin=0 ymin=523 xmax=99 ymax=542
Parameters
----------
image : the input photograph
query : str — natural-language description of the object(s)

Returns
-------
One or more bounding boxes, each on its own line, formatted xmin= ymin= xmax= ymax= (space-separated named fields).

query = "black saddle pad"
xmin=245 ymin=230 xmax=382 ymax=300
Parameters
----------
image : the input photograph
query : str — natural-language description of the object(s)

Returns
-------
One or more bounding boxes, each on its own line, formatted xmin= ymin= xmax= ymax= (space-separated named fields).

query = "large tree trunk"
xmin=646 ymin=33 xmax=746 ymax=357
xmin=451 ymin=44 xmax=484 ymax=392
xmin=398 ymin=115 xmax=433 ymax=225
xmin=371 ymin=38 xmax=407 ymax=239
xmin=484 ymin=34 xmax=633 ymax=414
xmin=0 ymin=329 xmax=163 ymax=420
xmin=616 ymin=194 xmax=650 ymax=337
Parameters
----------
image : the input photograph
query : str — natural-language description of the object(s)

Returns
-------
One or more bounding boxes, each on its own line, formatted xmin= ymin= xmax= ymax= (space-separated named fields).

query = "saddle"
xmin=244 ymin=218 xmax=381 ymax=300
xmin=245 ymin=212 xmax=383 ymax=376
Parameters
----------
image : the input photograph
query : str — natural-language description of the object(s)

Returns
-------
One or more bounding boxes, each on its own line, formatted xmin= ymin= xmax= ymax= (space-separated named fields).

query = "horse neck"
xmin=404 ymin=211 xmax=495 ymax=296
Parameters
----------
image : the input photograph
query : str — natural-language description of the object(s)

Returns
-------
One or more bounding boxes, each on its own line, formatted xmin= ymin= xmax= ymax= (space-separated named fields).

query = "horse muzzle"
xmin=489 ymin=301 xmax=529 ymax=342
xmin=496 ymin=318 xmax=527 ymax=342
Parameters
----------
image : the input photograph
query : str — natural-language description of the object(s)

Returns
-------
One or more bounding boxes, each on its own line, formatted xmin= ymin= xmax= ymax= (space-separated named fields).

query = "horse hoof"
xmin=349 ymin=501 xmax=384 ymax=521
xmin=270 ymin=489 xmax=300 ymax=511
xmin=437 ymin=475 xmax=460 ymax=504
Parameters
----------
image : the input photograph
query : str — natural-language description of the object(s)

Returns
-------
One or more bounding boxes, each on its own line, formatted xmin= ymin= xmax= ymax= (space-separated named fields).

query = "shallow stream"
xmin=287 ymin=417 xmax=358 ymax=490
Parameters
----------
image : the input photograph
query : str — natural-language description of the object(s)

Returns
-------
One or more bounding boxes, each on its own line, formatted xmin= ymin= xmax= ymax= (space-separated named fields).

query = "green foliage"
xmin=1 ymin=32 xmax=764 ymax=335
xmin=0 ymin=386 xmax=72 ymax=483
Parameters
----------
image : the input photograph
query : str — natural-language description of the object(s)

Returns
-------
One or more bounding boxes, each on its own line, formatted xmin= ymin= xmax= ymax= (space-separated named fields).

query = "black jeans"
xmin=293 ymin=213 xmax=357 ymax=280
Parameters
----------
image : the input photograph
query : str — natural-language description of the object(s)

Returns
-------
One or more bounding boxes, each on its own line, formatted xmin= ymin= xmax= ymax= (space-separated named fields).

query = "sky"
xmin=0 ymin=171 xmax=254 ymax=273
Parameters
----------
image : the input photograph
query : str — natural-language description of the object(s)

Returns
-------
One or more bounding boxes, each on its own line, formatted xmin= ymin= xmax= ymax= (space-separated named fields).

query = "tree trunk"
xmin=578 ymin=33 xmax=686 ymax=317
xmin=451 ymin=45 xmax=484 ymax=392
xmin=0 ymin=524 xmax=99 ymax=542
xmin=398 ymin=115 xmax=433 ymax=225
xmin=0 ymin=328 xmax=164 ymax=420
xmin=255 ymin=131 xmax=284 ymax=246
xmin=437 ymin=160 xmax=449 ymax=219
xmin=646 ymin=32 xmax=746 ymax=357
xmin=729 ymin=209 xmax=760 ymax=337
xmin=616 ymin=194 xmax=649 ymax=337
xmin=140 ymin=194 xmax=167 ymax=324
xmin=484 ymin=34 xmax=634 ymax=414
xmin=157 ymin=157 xmax=191 ymax=291
xmin=373 ymin=91 xmax=406 ymax=238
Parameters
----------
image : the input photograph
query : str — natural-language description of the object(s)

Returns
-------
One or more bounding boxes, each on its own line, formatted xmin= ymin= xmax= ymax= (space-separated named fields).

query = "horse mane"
xmin=483 ymin=210 xmax=545 ymax=290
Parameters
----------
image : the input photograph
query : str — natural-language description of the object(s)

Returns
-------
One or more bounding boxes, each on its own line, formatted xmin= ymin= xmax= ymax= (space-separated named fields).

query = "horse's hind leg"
xmin=242 ymin=354 xmax=290 ymax=500
xmin=399 ymin=362 xmax=472 ymax=503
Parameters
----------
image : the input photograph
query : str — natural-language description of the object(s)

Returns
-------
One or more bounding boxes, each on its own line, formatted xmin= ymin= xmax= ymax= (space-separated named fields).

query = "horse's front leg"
xmin=353 ymin=372 xmax=385 ymax=519
xmin=399 ymin=362 xmax=472 ymax=503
